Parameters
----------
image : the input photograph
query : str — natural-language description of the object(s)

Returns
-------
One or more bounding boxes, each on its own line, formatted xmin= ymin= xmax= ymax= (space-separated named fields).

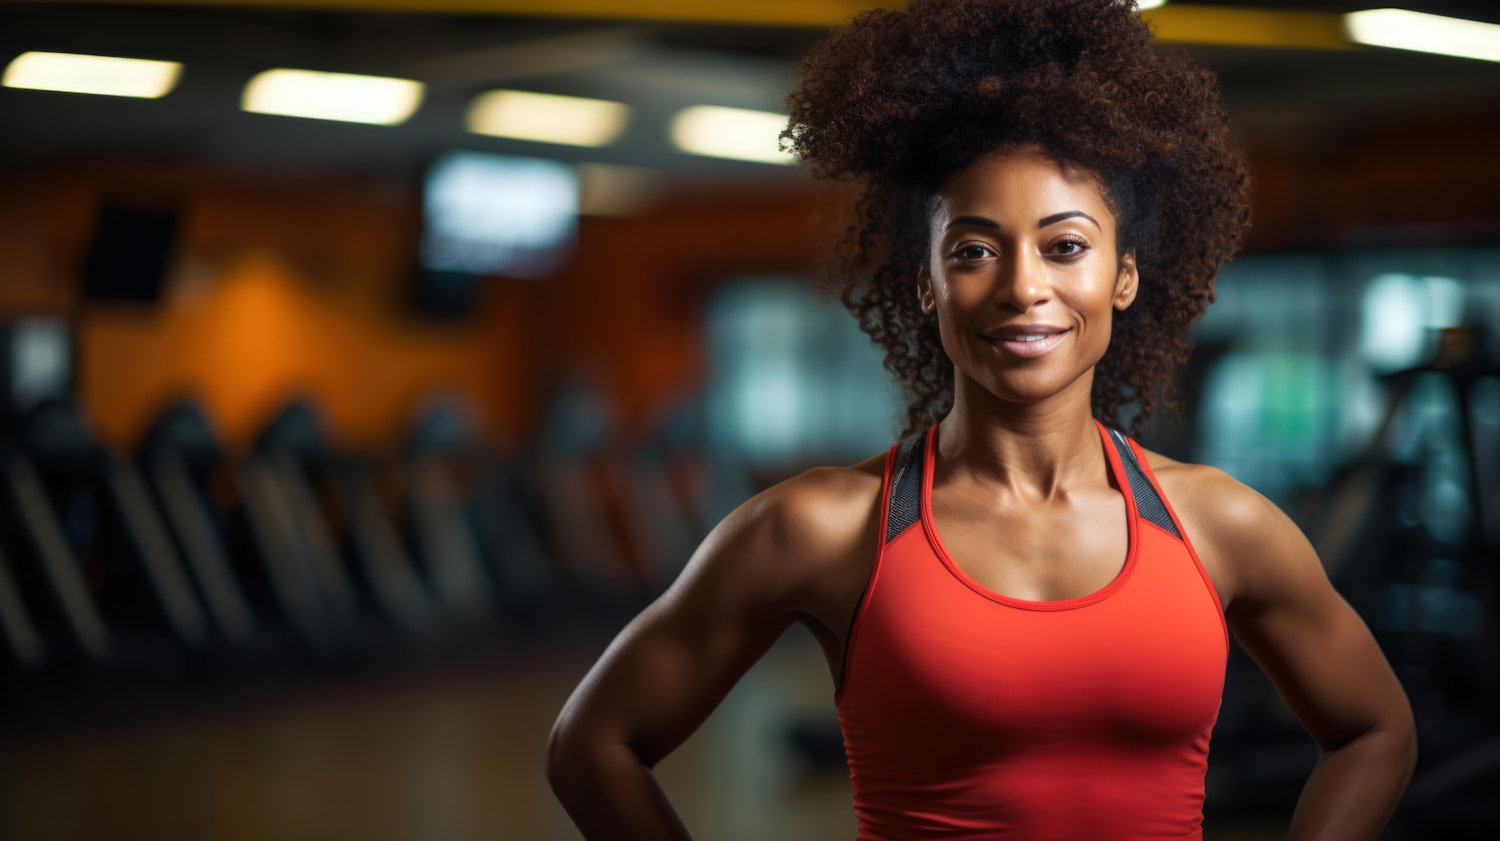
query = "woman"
xmin=546 ymin=1 xmax=1417 ymax=838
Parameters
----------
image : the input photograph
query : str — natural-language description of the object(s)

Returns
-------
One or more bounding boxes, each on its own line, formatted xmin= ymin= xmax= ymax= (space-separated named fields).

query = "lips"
xmin=981 ymin=325 xmax=1071 ymax=358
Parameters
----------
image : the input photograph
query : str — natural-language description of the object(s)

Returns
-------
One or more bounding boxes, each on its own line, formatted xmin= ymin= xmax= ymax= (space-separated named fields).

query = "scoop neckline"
xmin=919 ymin=419 xmax=1141 ymax=611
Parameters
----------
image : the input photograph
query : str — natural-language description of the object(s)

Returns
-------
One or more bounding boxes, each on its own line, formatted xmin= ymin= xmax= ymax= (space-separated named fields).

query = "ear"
xmin=917 ymin=268 xmax=936 ymax=315
xmin=1113 ymin=252 xmax=1139 ymax=311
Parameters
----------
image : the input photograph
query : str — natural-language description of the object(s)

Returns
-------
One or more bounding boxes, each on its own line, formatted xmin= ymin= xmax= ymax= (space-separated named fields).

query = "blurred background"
xmin=0 ymin=0 xmax=1498 ymax=838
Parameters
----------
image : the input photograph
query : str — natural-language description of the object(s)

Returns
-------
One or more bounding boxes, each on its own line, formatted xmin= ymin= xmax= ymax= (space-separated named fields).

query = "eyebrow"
xmin=945 ymin=211 xmax=1101 ymax=232
xmin=1039 ymin=210 xmax=1100 ymax=230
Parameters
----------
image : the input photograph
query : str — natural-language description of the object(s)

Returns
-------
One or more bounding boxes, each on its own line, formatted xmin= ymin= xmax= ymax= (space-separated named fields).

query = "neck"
xmin=936 ymin=368 xmax=1106 ymax=499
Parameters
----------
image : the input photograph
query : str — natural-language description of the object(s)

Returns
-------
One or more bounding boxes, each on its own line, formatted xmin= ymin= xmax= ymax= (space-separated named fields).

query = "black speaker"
xmin=411 ymin=268 xmax=480 ymax=320
xmin=81 ymin=204 xmax=179 ymax=302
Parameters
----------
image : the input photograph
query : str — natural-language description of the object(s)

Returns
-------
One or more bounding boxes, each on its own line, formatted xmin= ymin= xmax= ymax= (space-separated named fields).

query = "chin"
xmin=978 ymin=378 xmax=1067 ymax=406
xmin=968 ymin=366 xmax=1091 ymax=407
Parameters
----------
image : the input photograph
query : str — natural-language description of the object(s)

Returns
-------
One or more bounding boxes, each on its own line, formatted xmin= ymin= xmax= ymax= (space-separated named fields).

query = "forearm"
xmin=1287 ymin=726 xmax=1417 ymax=841
xmin=547 ymin=741 xmax=694 ymax=841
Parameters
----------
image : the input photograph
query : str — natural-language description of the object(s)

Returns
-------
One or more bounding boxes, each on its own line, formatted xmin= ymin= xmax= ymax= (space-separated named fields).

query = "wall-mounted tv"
xmin=420 ymin=151 xmax=579 ymax=281
xmin=0 ymin=318 xmax=75 ymax=433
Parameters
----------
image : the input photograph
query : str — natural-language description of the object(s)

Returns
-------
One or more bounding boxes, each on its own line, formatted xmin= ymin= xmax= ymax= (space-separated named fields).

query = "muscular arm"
xmin=1181 ymin=467 xmax=1417 ymax=841
xmin=545 ymin=466 xmax=879 ymax=840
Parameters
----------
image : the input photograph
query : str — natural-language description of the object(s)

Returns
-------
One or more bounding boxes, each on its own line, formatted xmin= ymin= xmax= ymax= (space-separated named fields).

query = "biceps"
xmin=1230 ymin=586 xmax=1407 ymax=752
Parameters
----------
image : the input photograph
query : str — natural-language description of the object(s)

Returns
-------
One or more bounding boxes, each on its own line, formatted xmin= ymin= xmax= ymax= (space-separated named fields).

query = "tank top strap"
xmin=884 ymin=423 xmax=1181 ymax=541
xmin=1100 ymin=424 xmax=1181 ymax=540
xmin=884 ymin=427 xmax=929 ymax=543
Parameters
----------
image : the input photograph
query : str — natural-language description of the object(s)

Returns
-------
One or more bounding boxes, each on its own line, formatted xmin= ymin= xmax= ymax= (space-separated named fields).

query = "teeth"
xmin=987 ymin=329 xmax=1065 ymax=343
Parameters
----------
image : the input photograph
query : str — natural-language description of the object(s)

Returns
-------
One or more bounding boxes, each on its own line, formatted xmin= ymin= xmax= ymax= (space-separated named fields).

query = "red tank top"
xmin=836 ymin=421 xmax=1229 ymax=840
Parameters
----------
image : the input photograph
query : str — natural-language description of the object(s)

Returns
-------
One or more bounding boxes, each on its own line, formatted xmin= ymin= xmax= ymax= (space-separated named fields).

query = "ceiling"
xmin=2 ymin=1 xmax=1499 ymax=184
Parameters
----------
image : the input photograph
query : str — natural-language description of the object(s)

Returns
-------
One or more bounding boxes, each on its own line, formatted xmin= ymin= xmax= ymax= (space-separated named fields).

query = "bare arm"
xmin=1187 ymin=468 xmax=1417 ymax=840
xmin=545 ymin=466 xmax=879 ymax=840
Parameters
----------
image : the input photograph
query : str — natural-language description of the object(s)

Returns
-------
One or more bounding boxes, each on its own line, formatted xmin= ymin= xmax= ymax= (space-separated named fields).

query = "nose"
xmin=993 ymin=249 xmax=1050 ymax=313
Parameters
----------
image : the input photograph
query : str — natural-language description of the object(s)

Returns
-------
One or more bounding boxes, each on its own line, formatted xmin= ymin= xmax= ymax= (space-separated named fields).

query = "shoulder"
xmin=669 ymin=451 xmax=888 ymax=621
xmin=744 ymin=454 xmax=888 ymax=548
xmin=711 ymin=454 xmax=887 ymax=585
xmin=1140 ymin=449 xmax=1267 ymax=534
xmin=1141 ymin=448 xmax=1317 ymax=611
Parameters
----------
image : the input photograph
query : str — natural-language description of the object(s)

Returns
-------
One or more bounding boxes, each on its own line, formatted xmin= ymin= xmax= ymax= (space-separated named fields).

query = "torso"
xmin=792 ymin=428 xmax=1233 ymax=687
xmin=826 ymin=421 xmax=1229 ymax=839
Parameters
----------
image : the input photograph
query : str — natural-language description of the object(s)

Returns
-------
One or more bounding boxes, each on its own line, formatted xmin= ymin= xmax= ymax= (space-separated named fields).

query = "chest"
xmin=845 ymin=522 xmax=1228 ymax=746
xmin=929 ymin=482 xmax=1130 ymax=603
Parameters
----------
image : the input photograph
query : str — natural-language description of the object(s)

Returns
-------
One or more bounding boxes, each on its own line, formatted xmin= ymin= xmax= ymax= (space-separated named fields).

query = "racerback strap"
xmin=885 ymin=429 xmax=928 ymax=543
xmin=1104 ymin=427 xmax=1181 ymax=538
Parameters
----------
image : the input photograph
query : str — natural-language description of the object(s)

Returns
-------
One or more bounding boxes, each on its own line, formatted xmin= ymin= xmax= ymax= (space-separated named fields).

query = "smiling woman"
xmin=785 ymin=0 xmax=1253 ymax=439
xmin=919 ymin=148 xmax=1139 ymax=410
xmin=546 ymin=2 xmax=1418 ymax=839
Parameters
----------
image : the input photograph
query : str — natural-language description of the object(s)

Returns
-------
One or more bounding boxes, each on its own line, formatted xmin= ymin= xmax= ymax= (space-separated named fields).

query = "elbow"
xmin=1388 ymin=690 xmax=1419 ymax=776
xmin=1349 ymin=705 xmax=1419 ymax=784
xmin=545 ymin=716 xmax=582 ymax=795
xmin=1316 ymin=704 xmax=1418 ymax=774
xmin=1398 ymin=711 xmax=1419 ymax=780
xmin=1385 ymin=716 xmax=1419 ymax=802
xmin=545 ymin=711 xmax=624 ymax=797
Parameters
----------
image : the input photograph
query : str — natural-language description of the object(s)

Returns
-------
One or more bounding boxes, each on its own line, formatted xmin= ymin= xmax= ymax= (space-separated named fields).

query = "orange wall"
xmin=0 ymin=164 xmax=828 ymax=455
xmin=1241 ymin=114 xmax=1500 ymax=251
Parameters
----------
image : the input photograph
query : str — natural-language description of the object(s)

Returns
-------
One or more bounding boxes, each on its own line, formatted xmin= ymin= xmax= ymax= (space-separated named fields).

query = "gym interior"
xmin=1 ymin=1 xmax=1498 ymax=838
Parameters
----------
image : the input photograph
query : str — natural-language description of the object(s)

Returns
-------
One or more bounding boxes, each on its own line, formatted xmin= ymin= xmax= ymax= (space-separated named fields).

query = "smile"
xmin=981 ymin=328 xmax=1071 ymax=358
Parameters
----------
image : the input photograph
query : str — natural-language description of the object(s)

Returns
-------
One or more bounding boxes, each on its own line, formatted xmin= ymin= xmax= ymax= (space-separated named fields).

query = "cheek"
xmin=1076 ymin=293 xmax=1119 ymax=357
xmin=1099 ymin=303 xmax=1124 ymax=344
xmin=930 ymin=283 xmax=973 ymax=334
xmin=929 ymin=296 xmax=968 ymax=359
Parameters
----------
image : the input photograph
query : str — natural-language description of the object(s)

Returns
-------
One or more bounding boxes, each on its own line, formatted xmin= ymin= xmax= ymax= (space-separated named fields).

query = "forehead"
xmin=933 ymin=148 xmax=1113 ymax=223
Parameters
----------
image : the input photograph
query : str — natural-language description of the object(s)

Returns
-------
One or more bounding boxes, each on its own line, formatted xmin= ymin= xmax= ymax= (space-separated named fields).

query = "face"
xmin=918 ymin=146 xmax=1138 ymax=411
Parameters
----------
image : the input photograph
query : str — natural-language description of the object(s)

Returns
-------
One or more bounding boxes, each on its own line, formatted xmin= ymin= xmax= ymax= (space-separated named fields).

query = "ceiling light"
xmin=466 ymin=90 xmax=629 ymax=148
xmin=3 ymin=51 xmax=181 ymax=98
xmin=1136 ymin=0 xmax=1167 ymax=10
xmin=1345 ymin=8 xmax=1500 ymax=63
xmin=670 ymin=105 xmax=796 ymax=166
xmin=242 ymin=69 xmax=423 ymax=125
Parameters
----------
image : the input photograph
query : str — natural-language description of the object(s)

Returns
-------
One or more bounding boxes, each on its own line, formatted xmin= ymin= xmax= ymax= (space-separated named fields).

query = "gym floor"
xmin=0 ymin=632 xmax=1291 ymax=841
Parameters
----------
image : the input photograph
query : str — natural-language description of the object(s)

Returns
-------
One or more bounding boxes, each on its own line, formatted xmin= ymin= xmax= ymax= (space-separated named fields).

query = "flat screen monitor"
xmin=420 ymin=151 xmax=579 ymax=281
xmin=0 ymin=318 xmax=75 ymax=431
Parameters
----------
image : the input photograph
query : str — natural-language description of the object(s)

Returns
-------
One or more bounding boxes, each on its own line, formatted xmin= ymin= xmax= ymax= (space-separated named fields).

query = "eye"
xmin=950 ymin=243 xmax=996 ymax=261
xmin=1052 ymin=237 xmax=1088 ymax=257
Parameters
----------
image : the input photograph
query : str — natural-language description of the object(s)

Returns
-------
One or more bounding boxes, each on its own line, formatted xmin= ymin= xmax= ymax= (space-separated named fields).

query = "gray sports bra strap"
xmin=885 ymin=428 xmax=928 ymax=543
xmin=1105 ymin=427 xmax=1181 ymax=539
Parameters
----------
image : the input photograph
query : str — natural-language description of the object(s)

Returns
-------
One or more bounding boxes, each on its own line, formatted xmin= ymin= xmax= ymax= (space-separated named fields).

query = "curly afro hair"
xmin=783 ymin=0 xmax=1251 ymax=437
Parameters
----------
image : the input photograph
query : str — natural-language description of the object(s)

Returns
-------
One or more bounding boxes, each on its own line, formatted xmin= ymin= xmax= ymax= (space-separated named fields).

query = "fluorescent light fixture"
xmin=242 ymin=69 xmax=423 ymax=125
xmin=2 ymin=51 xmax=180 ymax=98
xmin=466 ymin=90 xmax=629 ymax=148
xmin=1137 ymin=0 xmax=1168 ymax=10
xmin=1345 ymin=8 xmax=1500 ymax=63
xmin=670 ymin=105 xmax=795 ymax=165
